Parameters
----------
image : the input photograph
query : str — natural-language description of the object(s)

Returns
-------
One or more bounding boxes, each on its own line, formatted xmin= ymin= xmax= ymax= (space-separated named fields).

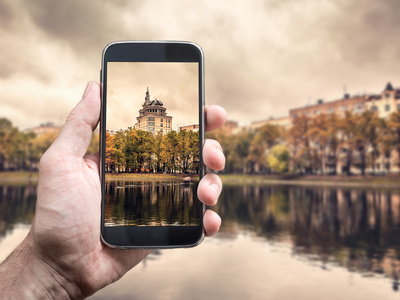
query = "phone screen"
xmin=104 ymin=62 xmax=201 ymax=228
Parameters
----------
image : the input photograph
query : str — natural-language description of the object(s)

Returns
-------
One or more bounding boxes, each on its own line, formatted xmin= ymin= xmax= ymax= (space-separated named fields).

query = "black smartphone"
xmin=100 ymin=41 xmax=205 ymax=248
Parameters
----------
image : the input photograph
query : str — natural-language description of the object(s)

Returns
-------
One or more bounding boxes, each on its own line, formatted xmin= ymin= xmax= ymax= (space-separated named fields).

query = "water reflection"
xmin=216 ymin=184 xmax=400 ymax=289
xmin=0 ymin=183 xmax=36 ymax=242
xmin=104 ymin=180 xmax=201 ymax=226
xmin=2 ymin=182 xmax=400 ymax=292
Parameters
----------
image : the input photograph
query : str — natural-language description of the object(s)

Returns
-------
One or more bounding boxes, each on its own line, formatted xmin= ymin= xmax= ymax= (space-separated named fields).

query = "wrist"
xmin=0 ymin=233 xmax=84 ymax=300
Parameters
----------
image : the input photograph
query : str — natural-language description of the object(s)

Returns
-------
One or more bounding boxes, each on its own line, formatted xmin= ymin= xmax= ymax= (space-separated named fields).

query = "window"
xmin=314 ymin=110 xmax=319 ymax=115
xmin=148 ymin=122 xmax=155 ymax=126
xmin=293 ymin=114 xmax=298 ymax=118
xmin=160 ymin=123 xmax=163 ymax=127
xmin=397 ymin=103 xmax=400 ymax=111
xmin=386 ymin=93 xmax=391 ymax=98
xmin=385 ymin=104 xmax=391 ymax=112
xmin=371 ymin=106 xmax=378 ymax=112
xmin=352 ymin=103 xmax=364 ymax=114
xmin=327 ymin=108 xmax=334 ymax=114
xmin=147 ymin=117 xmax=155 ymax=121
xmin=161 ymin=118 xmax=163 ymax=122
xmin=340 ymin=105 xmax=347 ymax=110
xmin=147 ymin=127 xmax=155 ymax=132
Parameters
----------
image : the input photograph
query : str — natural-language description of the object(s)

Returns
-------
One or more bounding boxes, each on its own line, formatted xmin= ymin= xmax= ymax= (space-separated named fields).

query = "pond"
xmin=1 ymin=181 xmax=400 ymax=299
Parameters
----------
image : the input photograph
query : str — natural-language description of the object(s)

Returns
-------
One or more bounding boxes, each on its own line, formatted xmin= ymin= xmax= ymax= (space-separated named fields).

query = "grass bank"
xmin=0 ymin=171 xmax=197 ymax=183
xmin=105 ymin=173 xmax=198 ymax=181
xmin=0 ymin=171 xmax=38 ymax=183
xmin=2 ymin=171 xmax=400 ymax=188
xmin=219 ymin=173 xmax=400 ymax=188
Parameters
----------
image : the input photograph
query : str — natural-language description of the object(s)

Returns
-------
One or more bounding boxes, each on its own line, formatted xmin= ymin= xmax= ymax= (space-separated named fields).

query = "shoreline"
xmin=2 ymin=171 xmax=400 ymax=188
xmin=219 ymin=174 xmax=400 ymax=189
xmin=104 ymin=173 xmax=198 ymax=181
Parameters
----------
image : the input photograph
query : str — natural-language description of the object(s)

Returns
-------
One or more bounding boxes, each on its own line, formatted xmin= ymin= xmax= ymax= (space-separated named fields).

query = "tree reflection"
xmin=104 ymin=180 xmax=200 ymax=226
xmin=0 ymin=183 xmax=36 ymax=241
xmin=2 ymin=181 xmax=400 ymax=288
xmin=216 ymin=184 xmax=400 ymax=284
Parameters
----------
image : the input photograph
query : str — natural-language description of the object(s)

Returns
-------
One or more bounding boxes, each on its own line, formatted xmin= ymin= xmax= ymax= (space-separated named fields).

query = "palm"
xmin=31 ymin=147 xmax=149 ymax=295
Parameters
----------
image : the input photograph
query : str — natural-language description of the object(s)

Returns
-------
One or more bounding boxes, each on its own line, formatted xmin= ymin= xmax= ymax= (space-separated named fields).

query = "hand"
xmin=0 ymin=82 xmax=226 ymax=299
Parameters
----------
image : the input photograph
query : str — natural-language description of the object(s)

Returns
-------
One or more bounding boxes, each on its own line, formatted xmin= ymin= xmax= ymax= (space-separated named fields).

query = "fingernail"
xmin=216 ymin=146 xmax=223 ymax=153
xmin=211 ymin=183 xmax=220 ymax=198
xmin=83 ymin=82 xmax=92 ymax=98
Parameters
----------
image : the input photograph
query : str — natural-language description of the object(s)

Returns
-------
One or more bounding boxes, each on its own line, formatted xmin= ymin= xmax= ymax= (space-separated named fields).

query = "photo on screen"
xmin=104 ymin=62 xmax=201 ymax=227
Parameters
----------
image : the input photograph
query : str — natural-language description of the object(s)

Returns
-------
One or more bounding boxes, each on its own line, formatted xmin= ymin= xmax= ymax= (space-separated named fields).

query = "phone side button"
xmin=100 ymin=70 xmax=102 ymax=83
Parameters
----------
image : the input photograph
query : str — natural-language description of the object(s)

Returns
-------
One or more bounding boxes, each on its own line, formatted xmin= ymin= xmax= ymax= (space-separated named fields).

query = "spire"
xmin=384 ymin=82 xmax=394 ymax=91
xmin=145 ymin=87 xmax=150 ymax=104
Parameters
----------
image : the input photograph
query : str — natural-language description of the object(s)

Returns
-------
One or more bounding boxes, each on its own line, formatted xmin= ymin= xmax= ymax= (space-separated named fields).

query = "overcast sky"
xmin=107 ymin=62 xmax=198 ymax=131
xmin=1 ymin=0 xmax=400 ymax=129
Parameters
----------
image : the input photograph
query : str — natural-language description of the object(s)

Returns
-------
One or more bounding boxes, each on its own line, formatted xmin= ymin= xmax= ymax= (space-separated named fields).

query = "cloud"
xmin=1 ymin=0 xmax=400 ymax=129
xmin=0 ymin=0 xmax=14 ymax=28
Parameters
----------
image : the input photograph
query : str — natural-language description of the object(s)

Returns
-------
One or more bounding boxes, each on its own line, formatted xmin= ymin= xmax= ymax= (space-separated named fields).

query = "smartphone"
xmin=100 ymin=41 xmax=205 ymax=248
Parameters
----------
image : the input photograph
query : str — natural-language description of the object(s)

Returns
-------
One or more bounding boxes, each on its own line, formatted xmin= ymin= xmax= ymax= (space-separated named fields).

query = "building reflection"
xmin=217 ymin=184 xmax=400 ymax=286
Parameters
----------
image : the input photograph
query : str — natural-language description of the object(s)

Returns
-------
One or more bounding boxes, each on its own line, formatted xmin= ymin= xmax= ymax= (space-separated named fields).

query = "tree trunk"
xmin=346 ymin=150 xmax=352 ymax=175
xmin=360 ymin=150 xmax=366 ymax=175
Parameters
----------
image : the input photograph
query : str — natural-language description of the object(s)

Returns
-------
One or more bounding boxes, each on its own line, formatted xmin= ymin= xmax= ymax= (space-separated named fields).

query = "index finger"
xmin=205 ymin=105 xmax=227 ymax=132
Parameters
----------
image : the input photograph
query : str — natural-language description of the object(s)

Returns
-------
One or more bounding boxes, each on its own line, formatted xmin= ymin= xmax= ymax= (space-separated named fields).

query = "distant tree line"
xmin=206 ymin=111 xmax=400 ymax=175
xmin=4 ymin=109 xmax=400 ymax=175
xmin=106 ymin=128 xmax=199 ymax=174
xmin=0 ymin=118 xmax=98 ymax=171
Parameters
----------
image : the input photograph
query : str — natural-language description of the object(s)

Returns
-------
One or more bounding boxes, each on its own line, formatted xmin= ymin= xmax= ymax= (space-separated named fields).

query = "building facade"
xmin=179 ymin=124 xmax=199 ymax=132
xmin=289 ymin=95 xmax=367 ymax=120
xmin=24 ymin=122 xmax=60 ymax=136
xmin=364 ymin=83 xmax=400 ymax=119
xmin=289 ymin=83 xmax=400 ymax=121
xmin=243 ymin=82 xmax=400 ymax=175
xmin=136 ymin=88 xmax=172 ymax=134
xmin=250 ymin=116 xmax=291 ymax=130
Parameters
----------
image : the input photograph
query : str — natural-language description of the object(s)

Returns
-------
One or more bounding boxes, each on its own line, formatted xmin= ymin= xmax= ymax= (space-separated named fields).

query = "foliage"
xmin=0 ymin=118 xmax=58 ymax=171
xmin=208 ymin=110 xmax=400 ymax=176
xmin=267 ymin=145 xmax=290 ymax=173
xmin=6 ymin=108 xmax=400 ymax=176
xmin=0 ymin=118 xmax=100 ymax=171
xmin=105 ymin=128 xmax=199 ymax=174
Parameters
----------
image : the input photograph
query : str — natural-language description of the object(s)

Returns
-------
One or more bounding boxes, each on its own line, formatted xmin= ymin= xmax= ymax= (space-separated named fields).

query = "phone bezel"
xmin=100 ymin=41 xmax=205 ymax=249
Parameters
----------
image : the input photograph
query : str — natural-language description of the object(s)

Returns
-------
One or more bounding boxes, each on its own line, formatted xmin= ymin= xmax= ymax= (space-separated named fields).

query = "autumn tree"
xmin=267 ymin=145 xmax=290 ymax=174
xmin=161 ymin=131 xmax=179 ymax=173
xmin=153 ymin=131 xmax=164 ymax=172
xmin=177 ymin=130 xmax=199 ymax=173
xmin=386 ymin=112 xmax=400 ymax=169
xmin=249 ymin=124 xmax=281 ymax=173
xmin=233 ymin=129 xmax=254 ymax=174
xmin=112 ymin=130 xmax=126 ymax=173
xmin=306 ymin=113 xmax=341 ymax=175
xmin=355 ymin=111 xmax=382 ymax=174
xmin=288 ymin=116 xmax=313 ymax=173
xmin=105 ymin=132 xmax=115 ymax=172
xmin=0 ymin=118 xmax=18 ymax=170
xmin=337 ymin=112 xmax=358 ymax=175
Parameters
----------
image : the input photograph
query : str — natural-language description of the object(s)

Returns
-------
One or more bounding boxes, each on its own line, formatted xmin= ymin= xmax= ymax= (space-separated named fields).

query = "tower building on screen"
xmin=136 ymin=88 xmax=172 ymax=134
